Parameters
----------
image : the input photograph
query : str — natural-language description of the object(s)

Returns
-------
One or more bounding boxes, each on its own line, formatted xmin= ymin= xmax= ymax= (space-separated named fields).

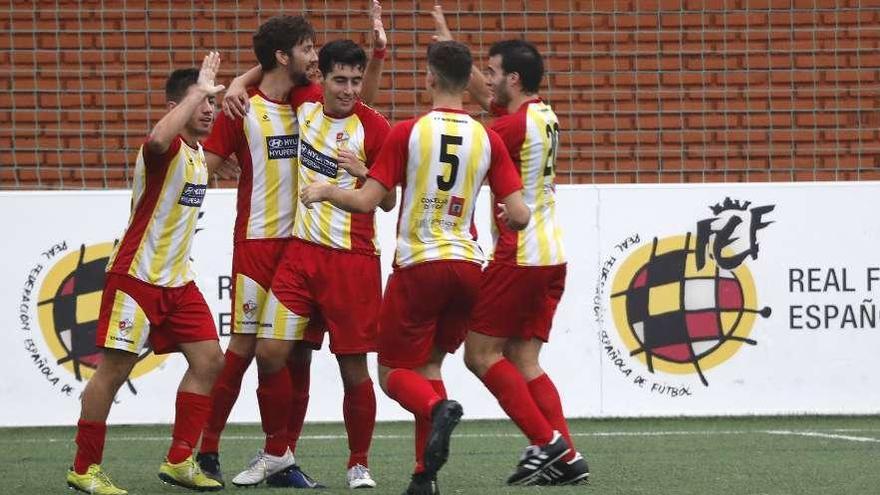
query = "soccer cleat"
xmin=66 ymin=464 xmax=128 ymax=495
xmin=422 ymin=399 xmax=463 ymax=476
xmin=505 ymin=430 xmax=571 ymax=486
xmin=231 ymin=448 xmax=295 ymax=486
xmin=158 ymin=455 xmax=223 ymax=491
xmin=401 ymin=471 xmax=439 ymax=495
xmin=347 ymin=463 xmax=377 ymax=489
xmin=195 ymin=452 xmax=224 ymax=486
xmin=266 ymin=463 xmax=326 ymax=488
xmin=535 ymin=451 xmax=590 ymax=486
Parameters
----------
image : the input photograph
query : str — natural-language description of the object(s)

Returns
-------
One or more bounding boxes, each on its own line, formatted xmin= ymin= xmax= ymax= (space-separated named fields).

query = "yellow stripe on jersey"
xmin=143 ymin=144 xmax=199 ymax=284
xmin=395 ymin=111 xmax=490 ymax=267
xmin=131 ymin=146 xmax=179 ymax=283
xmin=526 ymin=103 xmax=552 ymax=265
xmin=293 ymin=102 xmax=375 ymax=252
xmin=242 ymin=94 xmax=298 ymax=239
xmin=253 ymin=98 xmax=281 ymax=238
xmin=514 ymin=102 xmax=566 ymax=266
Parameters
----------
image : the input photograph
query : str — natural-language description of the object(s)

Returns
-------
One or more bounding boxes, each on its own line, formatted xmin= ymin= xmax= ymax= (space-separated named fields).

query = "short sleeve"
xmin=485 ymin=129 xmax=523 ymax=199
xmin=367 ymin=120 xmax=415 ymax=190
xmin=490 ymin=113 xmax=527 ymax=164
xmin=202 ymin=111 xmax=241 ymax=160
xmin=358 ymin=104 xmax=392 ymax=167
xmin=142 ymin=135 xmax=181 ymax=171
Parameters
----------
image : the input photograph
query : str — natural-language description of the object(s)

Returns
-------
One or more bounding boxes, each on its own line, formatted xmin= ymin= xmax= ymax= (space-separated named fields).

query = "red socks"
xmin=257 ymin=367 xmax=292 ymax=456
xmin=73 ymin=419 xmax=106 ymax=474
xmin=482 ymin=359 xmax=554 ymax=445
xmin=168 ymin=392 xmax=212 ymax=464
xmin=414 ymin=379 xmax=446 ymax=473
xmin=286 ymin=355 xmax=311 ymax=454
xmin=385 ymin=368 xmax=442 ymax=419
xmin=200 ymin=351 xmax=251 ymax=454
xmin=343 ymin=378 xmax=377 ymax=468
xmin=528 ymin=373 xmax=575 ymax=461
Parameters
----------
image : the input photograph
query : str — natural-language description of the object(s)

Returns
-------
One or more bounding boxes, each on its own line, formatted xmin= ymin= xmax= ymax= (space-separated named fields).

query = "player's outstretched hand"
xmin=222 ymin=78 xmax=249 ymax=120
xmin=198 ymin=51 xmax=226 ymax=96
xmin=337 ymin=149 xmax=369 ymax=179
xmin=300 ymin=182 xmax=333 ymax=209
xmin=371 ymin=0 xmax=387 ymax=50
xmin=431 ymin=5 xmax=454 ymax=42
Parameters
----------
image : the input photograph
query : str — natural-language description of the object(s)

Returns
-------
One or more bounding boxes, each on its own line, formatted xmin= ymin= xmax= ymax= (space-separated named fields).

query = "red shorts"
xmin=96 ymin=273 xmax=218 ymax=355
xmin=232 ymin=239 xmax=322 ymax=346
xmin=470 ymin=263 xmax=566 ymax=342
xmin=378 ymin=260 xmax=482 ymax=369
xmin=267 ymin=239 xmax=380 ymax=354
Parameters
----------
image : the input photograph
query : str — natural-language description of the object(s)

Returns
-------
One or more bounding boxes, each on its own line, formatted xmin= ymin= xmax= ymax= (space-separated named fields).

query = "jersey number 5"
xmin=544 ymin=122 xmax=559 ymax=177
xmin=437 ymin=134 xmax=463 ymax=191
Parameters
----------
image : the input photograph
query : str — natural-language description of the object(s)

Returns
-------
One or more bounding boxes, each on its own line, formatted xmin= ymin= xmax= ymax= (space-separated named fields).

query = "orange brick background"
xmin=2 ymin=0 xmax=879 ymax=189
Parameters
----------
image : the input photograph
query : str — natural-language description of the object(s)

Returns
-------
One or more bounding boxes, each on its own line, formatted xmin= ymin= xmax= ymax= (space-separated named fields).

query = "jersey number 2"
xmin=437 ymin=134 xmax=463 ymax=191
xmin=544 ymin=122 xmax=559 ymax=176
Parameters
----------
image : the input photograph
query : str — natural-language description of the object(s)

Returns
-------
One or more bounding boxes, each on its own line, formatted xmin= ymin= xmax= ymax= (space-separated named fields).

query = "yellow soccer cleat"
xmin=158 ymin=455 xmax=223 ymax=492
xmin=66 ymin=464 xmax=128 ymax=495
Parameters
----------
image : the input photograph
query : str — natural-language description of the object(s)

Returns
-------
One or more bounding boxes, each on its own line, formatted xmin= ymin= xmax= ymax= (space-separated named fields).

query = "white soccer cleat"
xmin=231 ymin=448 xmax=295 ymax=487
xmin=347 ymin=463 xmax=377 ymax=489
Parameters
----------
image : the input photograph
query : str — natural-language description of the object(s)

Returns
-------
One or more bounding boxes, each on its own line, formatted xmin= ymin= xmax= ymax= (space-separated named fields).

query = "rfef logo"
xmin=596 ymin=198 xmax=774 ymax=393
xmin=21 ymin=241 xmax=168 ymax=399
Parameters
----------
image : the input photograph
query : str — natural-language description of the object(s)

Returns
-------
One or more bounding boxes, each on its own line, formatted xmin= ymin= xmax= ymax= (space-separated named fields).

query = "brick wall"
xmin=2 ymin=0 xmax=879 ymax=189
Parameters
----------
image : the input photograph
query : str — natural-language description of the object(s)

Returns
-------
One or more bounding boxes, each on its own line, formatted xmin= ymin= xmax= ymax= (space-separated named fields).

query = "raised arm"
xmin=221 ymin=65 xmax=262 ymax=119
xmin=300 ymin=178 xmax=388 ymax=214
xmin=361 ymin=0 xmax=387 ymax=106
xmin=147 ymin=51 xmax=225 ymax=155
xmin=430 ymin=5 xmax=492 ymax=111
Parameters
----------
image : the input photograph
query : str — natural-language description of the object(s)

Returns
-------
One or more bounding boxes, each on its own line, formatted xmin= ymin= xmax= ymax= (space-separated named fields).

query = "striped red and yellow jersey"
xmin=203 ymin=84 xmax=322 ymax=242
xmin=369 ymin=108 xmax=522 ymax=269
xmin=490 ymin=98 xmax=566 ymax=266
xmin=292 ymin=91 xmax=390 ymax=254
xmin=107 ymin=135 xmax=209 ymax=287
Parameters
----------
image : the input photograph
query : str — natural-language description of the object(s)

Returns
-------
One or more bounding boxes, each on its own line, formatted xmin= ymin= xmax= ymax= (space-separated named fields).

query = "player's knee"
xmin=255 ymin=341 xmax=289 ymax=374
xmin=464 ymin=344 xmax=498 ymax=378
xmin=206 ymin=350 xmax=226 ymax=381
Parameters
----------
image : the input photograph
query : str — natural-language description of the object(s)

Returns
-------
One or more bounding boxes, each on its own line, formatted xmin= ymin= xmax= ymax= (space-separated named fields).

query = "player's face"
xmin=322 ymin=64 xmax=363 ymax=115
xmin=486 ymin=55 xmax=511 ymax=107
xmin=182 ymin=85 xmax=216 ymax=137
xmin=288 ymin=39 xmax=319 ymax=86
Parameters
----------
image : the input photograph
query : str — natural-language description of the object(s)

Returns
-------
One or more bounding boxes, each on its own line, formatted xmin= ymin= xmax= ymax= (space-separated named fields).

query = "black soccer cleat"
xmin=535 ymin=451 xmax=590 ymax=486
xmin=266 ymin=463 xmax=326 ymax=488
xmin=195 ymin=452 xmax=224 ymax=487
xmin=422 ymin=399 xmax=463 ymax=476
xmin=401 ymin=471 xmax=439 ymax=495
xmin=506 ymin=431 xmax=571 ymax=486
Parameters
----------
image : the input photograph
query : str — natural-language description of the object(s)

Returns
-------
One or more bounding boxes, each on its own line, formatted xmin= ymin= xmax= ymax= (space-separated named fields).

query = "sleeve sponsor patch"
xmin=178 ymin=182 xmax=207 ymax=207
xmin=266 ymin=134 xmax=299 ymax=160
xmin=299 ymin=139 xmax=339 ymax=178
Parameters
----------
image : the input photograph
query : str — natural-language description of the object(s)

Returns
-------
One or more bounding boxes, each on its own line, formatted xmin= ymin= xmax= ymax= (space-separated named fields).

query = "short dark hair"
xmin=427 ymin=41 xmax=472 ymax=93
xmin=253 ymin=15 xmax=316 ymax=71
xmin=488 ymin=39 xmax=544 ymax=93
xmin=318 ymin=39 xmax=367 ymax=77
xmin=165 ymin=68 xmax=198 ymax=102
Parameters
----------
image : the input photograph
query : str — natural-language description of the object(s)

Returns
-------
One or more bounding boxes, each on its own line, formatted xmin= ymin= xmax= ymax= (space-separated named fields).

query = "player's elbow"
xmin=507 ymin=205 xmax=531 ymax=231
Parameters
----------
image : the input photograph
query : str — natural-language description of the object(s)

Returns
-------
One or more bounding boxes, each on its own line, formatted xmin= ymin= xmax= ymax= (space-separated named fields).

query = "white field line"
xmin=3 ymin=428 xmax=880 ymax=444
xmin=765 ymin=430 xmax=880 ymax=443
